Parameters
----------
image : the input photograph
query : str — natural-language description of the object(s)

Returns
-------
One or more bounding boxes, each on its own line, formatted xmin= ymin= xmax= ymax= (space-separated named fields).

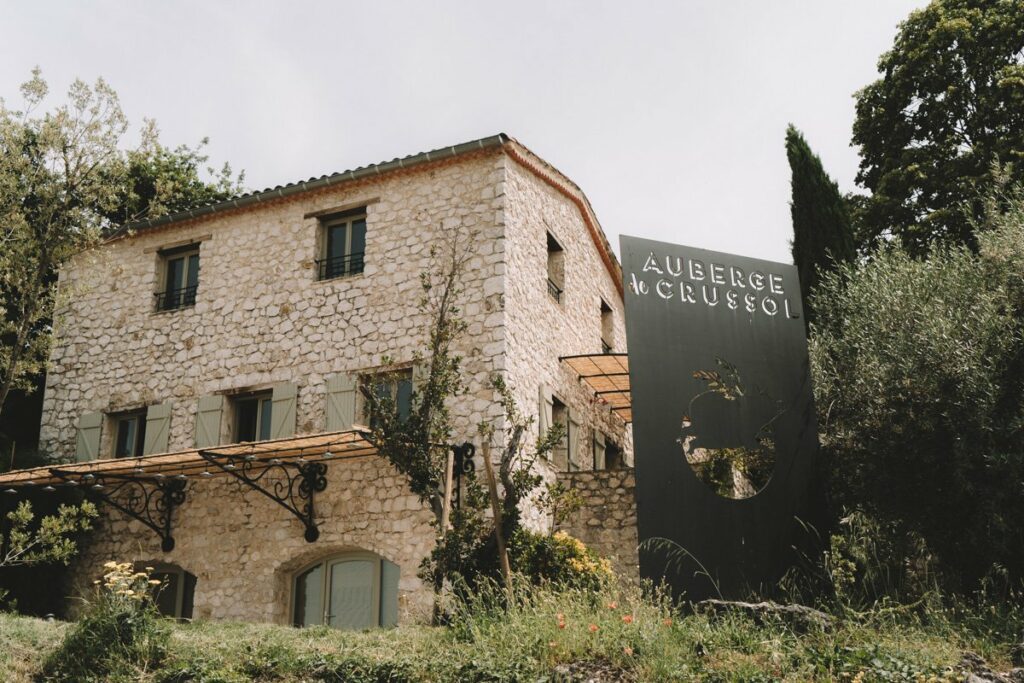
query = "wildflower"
xmin=549 ymin=641 xmax=558 ymax=649
xmin=662 ymin=618 xmax=673 ymax=627
xmin=149 ymin=580 xmax=162 ymax=585
xmin=558 ymin=622 xmax=566 ymax=629
xmin=607 ymin=601 xmax=618 ymax=610
xmin=623 ymin=646 xmax=634 ymax=656
xmin=588 ymin=623 xmax=599 ymax=633
xmin=622 ymin=614 xmax=634 ymax=624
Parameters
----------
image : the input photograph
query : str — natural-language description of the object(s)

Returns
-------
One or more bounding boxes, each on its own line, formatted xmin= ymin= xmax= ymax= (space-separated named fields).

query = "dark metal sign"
xmin=621 ymin=236 xmax=819 ymax=601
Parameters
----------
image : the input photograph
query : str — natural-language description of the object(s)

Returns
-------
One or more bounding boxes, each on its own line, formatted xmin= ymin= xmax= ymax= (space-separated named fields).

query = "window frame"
xmin=317 ymin=209 xmax=367 ymax=281
xmin=550 ymin=396 xmax=569 ymax=469
xmin=600 ymin=299 xmax=614 ymax=353
xmin=359 ymin=368 xmax=414 ymax=429
xmin=232 ymin=391 xmax=274 ymax=443
xmin=156 ymin=244 xmax=201 ymax=312
xmin=546 ymin=231 xmax=565 ymax=304
xmin=112 ymin=409 xmax=147 ymax=459
xmin=141 ymin=562 xmax=196 ymax=621
xmin=291 ymin=551 xmax=395 ymax=629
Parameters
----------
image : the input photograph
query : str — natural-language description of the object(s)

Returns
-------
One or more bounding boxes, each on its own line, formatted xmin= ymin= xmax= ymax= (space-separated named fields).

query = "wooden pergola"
xmin=0 ymin=428 xmax=378 ymax=550
xmin=560 ymin=353 xmax=632 ymax=423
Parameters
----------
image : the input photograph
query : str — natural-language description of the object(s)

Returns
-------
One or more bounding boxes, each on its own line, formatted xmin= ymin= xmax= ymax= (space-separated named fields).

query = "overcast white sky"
xmin=1 ymin=1 xmax=927 ymax=264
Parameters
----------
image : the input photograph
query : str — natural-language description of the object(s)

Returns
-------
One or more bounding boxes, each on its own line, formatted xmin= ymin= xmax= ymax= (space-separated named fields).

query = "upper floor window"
xmin=318 ymin=210 xmax=366 ymax=281
xmin=361 ymin=369 xmax=413 ymax=429
xmin=233 ymin=391 xmax=273 ymax=442
xmin=156 ymin=245 xmax=200 ymax=311
xmin=546 ymin=232 xmax=564 ymax=303
xmin=113 ymin=410 xmax=147 ymax=458
xmin=600 ymin=299 xmax=614 ymax=353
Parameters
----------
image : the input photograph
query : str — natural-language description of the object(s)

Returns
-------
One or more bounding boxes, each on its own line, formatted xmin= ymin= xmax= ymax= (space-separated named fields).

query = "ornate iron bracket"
xmin=198 ymin=451 xmax=327 ymax=542
xmin=50 ymin=469 xmax=187 ymax=553
xmin=451 ymin=442 xmax=476 ymax=511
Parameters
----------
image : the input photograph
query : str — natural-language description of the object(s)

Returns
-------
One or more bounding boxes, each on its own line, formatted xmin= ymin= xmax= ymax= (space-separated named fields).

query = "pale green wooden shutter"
xmin=567 ymin=411 xmax=580 ymax=471
xmin=75 ymin=412 xmax=103 ymax=462
xmin=593 ymin=428 xmax=606 ymax=470
xmin=380 ymin=559 xmax=400 ymax=628
xmin=143 ymin=400 xmax=173 ymax=455
xmin=412 ymin=361 xmax=428 ymax=396
xmin=538 ymin=384 xmax=552 ymax=458
xmin=325 ymin=374 xmax=357 ymax=431
xmin=270 ymin=382 xmax=298 ymax=439
xmin=195 ymin=395 xmax=224 ymax=448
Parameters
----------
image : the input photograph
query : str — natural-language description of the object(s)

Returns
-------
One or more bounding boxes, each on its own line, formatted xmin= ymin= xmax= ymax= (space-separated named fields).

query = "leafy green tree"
xmin=785 ymin=124 xmax=855 ymax=324
xmin=810 ymin=183 xmax=1024 ymax=590
xmin=0 ymin=69 xmax=243 ymax=422
xmin=1 ymin=499 xmax=97 ymax=568
xmin=852 ymin=0 xmax=1024 ymax=255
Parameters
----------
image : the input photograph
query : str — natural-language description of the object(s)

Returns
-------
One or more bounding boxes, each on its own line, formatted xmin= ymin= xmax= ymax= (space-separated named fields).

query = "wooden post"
xmin=481 ymin=440 xmax=513 ymax=598
xmin=439 ymin=446 xmax=455 ymax=533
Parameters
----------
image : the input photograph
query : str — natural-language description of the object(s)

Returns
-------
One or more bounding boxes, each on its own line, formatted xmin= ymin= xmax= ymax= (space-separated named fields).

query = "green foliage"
xmin=41 ymin=562 xmax=169 ymax=682
xmin=365 ymin=224 xmax=473 ymax=525
xmin=508 ymin=531 xmax=614 ymax=590
xmin=852 ymin=0 xmax=1024 ymax=255
xmin=105 ymin=121 xmax=244 ymax=226
xmin=810 ymin=184 xmax=1024 ymax=591
xmin=0 ymin=68 xmax=243 ymax=420
xmin=1 ymin=499 xmax=96 ymax=568
xmin=785 ymin=124 xmax=855 ymax=323
xmin=7 ymin=577 xmax=1024 ymax=682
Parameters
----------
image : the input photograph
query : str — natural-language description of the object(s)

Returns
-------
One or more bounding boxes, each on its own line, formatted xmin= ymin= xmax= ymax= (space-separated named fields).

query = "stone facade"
xmin=556 ymin=469 xmax=639 ymax=582
xmin=39 ymin=136 xmax=633 ymax=624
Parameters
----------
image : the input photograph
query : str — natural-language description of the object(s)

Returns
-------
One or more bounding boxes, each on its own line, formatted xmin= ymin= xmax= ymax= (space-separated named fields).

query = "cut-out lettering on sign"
xmin=621 ymin=236 xmax=821 ymax=602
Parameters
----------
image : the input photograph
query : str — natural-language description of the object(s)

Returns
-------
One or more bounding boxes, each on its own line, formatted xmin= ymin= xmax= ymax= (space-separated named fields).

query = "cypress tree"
xmin=786 ymin=124 xmax=855 ymax=325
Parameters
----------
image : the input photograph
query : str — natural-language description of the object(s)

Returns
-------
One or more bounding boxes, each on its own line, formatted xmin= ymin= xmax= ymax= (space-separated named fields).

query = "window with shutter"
xmin=538 ymin=384 xmax=553 ymax=457
xmin=568 ymin=413 xmax=580 ymax=471
xmin=325 ymin=374 xmax=357 ymax=431
xmin=593 ymin=429 xmax=607 ymax=470
xmin=75 ymin=412 xmax=103 ymax=462
xmin=270 ymin=383 xmax=298 ymax=439
xmin=143 ymin=400 xmax=173 ymax=455
xmin=195 ymin=395 xmax=224 ymax=448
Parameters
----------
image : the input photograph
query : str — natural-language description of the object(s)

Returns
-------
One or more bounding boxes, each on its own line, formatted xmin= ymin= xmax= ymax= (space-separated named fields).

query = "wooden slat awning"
xmin=0 ymin=428 xmax=377 ymax=490
xmin=560 ymin=353 xmax=632 ymax=423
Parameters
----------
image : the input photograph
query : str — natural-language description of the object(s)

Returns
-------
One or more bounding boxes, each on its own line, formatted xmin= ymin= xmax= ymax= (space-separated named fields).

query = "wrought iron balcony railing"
xmin=316 ymin=252 xmax=365 ymax=281
xmin=155 ymin=285 xmax=198 ymax=311
xmin=547 ymin=278 xmax=563 ymax=303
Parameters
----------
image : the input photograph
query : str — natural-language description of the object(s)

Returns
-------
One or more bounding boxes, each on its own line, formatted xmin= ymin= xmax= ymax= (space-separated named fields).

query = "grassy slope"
xmin=2 ymin=585 xmax=1013 ymax=683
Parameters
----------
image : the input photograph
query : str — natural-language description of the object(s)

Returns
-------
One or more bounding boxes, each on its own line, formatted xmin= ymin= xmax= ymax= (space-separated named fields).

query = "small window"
xmin=233 ymin=392 xmax=273 ymax=443
xmin=113 ymin=410 xmax=147 ymax=458
xmin=605 ymin=441 xmax=625 ymax=469
xmin=318 ymin=210 xmax=367 ymax=280
xmin=157 ymin=245 xmax=200 ymax=311
xmin=141 ymin=562 xmax=196 ymax=620
xmin=551 ymin=397 xmax=568 ymax=469
xmin=292 ymin=552 xmax=399 ymax=629
xmin=600 ymin=299 xmax=614 ymax=353
xmin=361 ymin=370 xmax=413 ymax=429
xmin=546 ymin=232 xmax=564 ymax=303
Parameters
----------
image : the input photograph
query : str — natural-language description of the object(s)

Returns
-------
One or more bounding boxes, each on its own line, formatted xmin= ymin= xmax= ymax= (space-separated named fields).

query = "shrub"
xmin=40 ymin=561 xmax=169 ymax=682
xmin=509 ymin=530 xmax=614 ymax=591
xmin=810 ymin=183 xmax=1024 ymax=594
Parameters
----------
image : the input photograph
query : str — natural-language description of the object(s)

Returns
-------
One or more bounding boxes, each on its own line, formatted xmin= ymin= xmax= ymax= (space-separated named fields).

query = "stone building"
xmin=0 ymin=134 xmax=638 ymax=627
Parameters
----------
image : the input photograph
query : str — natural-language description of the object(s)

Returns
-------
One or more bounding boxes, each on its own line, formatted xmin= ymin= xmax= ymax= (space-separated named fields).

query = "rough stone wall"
xmin=40 ymin=140 xmax=636 ymax=624
xmin=501 ymin=143 xmax=633 ymax=533
xmin=556 ymin=469 xmax=638 ymax=582
xmin=43 ymin=151 xmax=508 ymax=623
xmin=43 ymin=151 xmax=507 ymax=458
xmin=68 ymin=456 xmax=437 ymax=623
